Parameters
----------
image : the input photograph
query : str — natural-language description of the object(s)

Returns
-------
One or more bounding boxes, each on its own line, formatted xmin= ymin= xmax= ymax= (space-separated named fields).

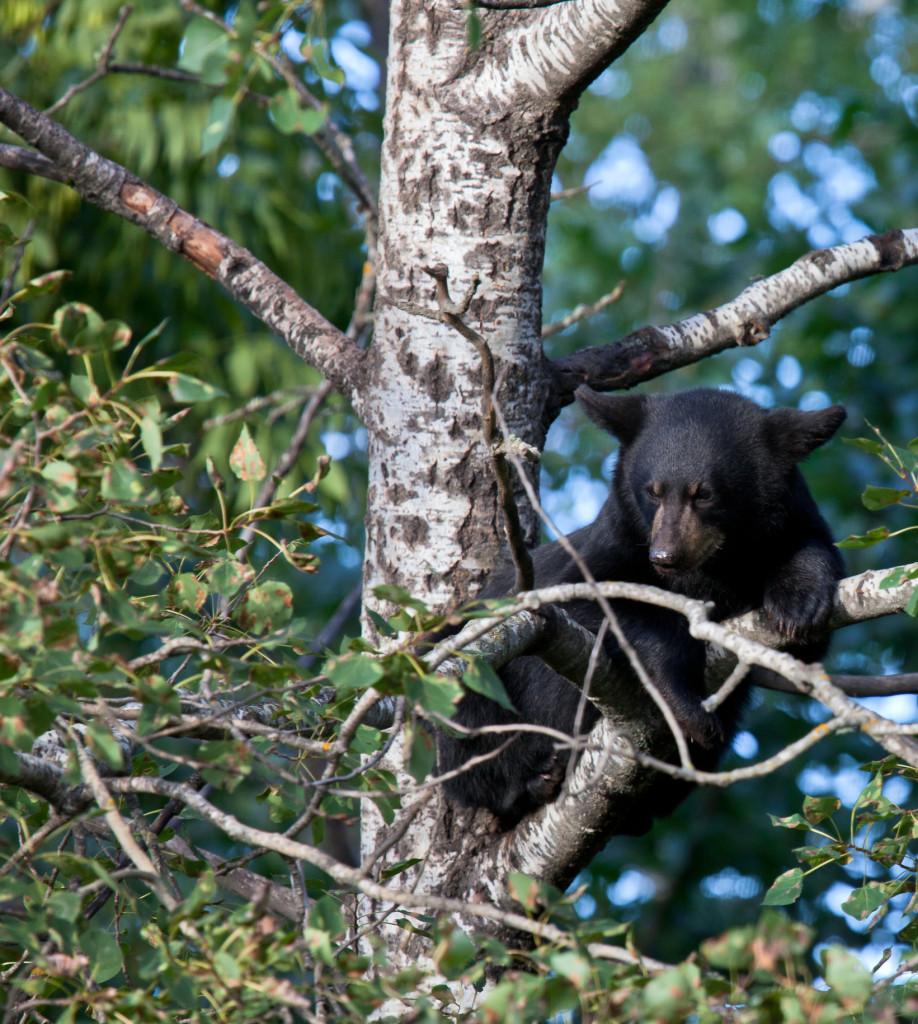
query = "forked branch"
xmin=0 ymin=87 xmax=368 ymax=406
xmin=548 ymin=230 xmax=918 ymax=415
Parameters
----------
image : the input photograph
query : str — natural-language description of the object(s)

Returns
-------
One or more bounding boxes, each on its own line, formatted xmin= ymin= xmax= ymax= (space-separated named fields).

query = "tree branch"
xmin=462 ymin=0 xmax=671 ymax=117
xmin=0 ymin=755 xmax=660 ymax=971
xmin=549 ymin=231 xmax=918 ymax=413
xmin=0 ymin=143 xmax=68 ymax=183
xmin=44 ymin=3 xmax=133 ymax=116
xmin=445 ymin=567 xmax=918 ymax=894
xmin=475 ymin=0 xmax=574 ymax=9
xmin=542 ymin=280 xmax=625 ymax=339
xmin=0 ymin=87 xmax=368 ymax=405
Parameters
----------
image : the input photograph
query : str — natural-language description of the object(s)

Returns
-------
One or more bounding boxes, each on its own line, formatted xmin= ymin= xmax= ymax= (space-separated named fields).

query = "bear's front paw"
xmin=677 ymin=706 xmax=725 ymax=750
xmin=523 ymin=754 xmax=566 ymax=805
xmin=764 ymin=582 xmax=834 ymax=640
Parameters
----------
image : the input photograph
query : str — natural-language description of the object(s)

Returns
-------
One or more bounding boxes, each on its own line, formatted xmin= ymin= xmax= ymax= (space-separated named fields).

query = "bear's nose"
xmin=649 ymin=547 xmax=680 ymax=567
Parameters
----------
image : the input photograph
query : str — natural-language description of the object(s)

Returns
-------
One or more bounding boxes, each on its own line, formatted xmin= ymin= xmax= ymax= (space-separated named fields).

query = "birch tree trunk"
xmin=357 ymin=1 xmax=669 ymax=1011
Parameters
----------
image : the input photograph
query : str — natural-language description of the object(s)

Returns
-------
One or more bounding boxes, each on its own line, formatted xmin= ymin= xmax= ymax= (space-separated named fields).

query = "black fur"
xmin=437 ymin=387 xmax=846 ymax=830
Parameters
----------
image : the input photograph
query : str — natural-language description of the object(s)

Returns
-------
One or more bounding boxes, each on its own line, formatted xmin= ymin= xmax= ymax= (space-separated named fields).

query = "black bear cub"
xmin=438 ymin=386 xmax=846 ymax=830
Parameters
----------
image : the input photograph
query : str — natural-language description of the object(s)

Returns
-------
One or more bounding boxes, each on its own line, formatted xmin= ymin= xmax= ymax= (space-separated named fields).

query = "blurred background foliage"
xmin=1 ymin=0 xmax=916 ymax=980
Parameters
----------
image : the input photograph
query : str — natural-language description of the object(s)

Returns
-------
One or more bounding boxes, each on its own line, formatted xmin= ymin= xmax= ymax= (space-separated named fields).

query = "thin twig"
xmin=300 ymin=582 xmax=364 ymax=671
xmin=45 ymin=5 xmax=133 ymax=115
xmin=402 ymin=264 xmax=535 ymax=593
xmin=475 ymin=0 xmax=574 ymax=8
xmin=0 ymin=813 xmax=69 ymax=880
xmin=489 ymin=389 xmax=697 ymax=769
xmin=202 ymin=386 xmax=317 ymax=430
xmin=0 ymin=218 xmax=34 ymax=307
xmin=73 ymin=732 xmax=178 ymax=911
xmin=542 ymin=280 xmax=625 ymax=338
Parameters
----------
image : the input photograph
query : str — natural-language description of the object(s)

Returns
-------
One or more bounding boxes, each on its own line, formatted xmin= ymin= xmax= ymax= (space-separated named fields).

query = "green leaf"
xmin=372 ymin=584 xmax=429 ymax=613
xmin=836 ymin=526 xmax=890 ymax=549
xmin=466 ymin=9 xmax=482 ymax=50
xmin=236 ymin=581 xmax=294 ymax=632
xmin=802 ymin=794 xmax=840 ymax=825
xmin=880 ymin=566 xmax=908 ymax=589
xmin=140 ymin=415 xmax=163 ymax=471
xmin=404 ymin=673 xmax=462 ymax=718
xmin=907 ymin=588 xmax=918 ymax=617
xmin=53 ymin=302 xmax=97 ymax=346
xmin=762 ymin=867 xmax=803 ymax=906
xmin=405 ymin=723 xmax=436 ymax=784
xmin=177 ymin=18 xmax=231 ymax=85
xmin=309 ymin=894 xmax=344 ymax=938
xmin=701 ymin=925 xmax=755 ymax=971
xmin=862 ymin=485 xmax=912 ymax=510
xmin=366 ymin=608 xmax=396 ymax=637
xmin=206 ymin=560 xmax=250 ymax=597
xmin=642 ymin=964 xmax=702 ymax=1020
xmin=40 ymin=460 xmax=79 ymax=512
xmin=269 ymin=89 xmax=328 ymax=135
xmin=380 ymin=857 xmax=422 ymax=881
xmin=432 ymin=925 xmax=477 ymax=979
xmin=169 ymin=572 xmax=208 ymax=613
xmin=201 ymin=95 xmax=235 ymax=155
xmin=73 ymin=316 xmax=132 ymax=353
xmin=302 ymin=41 xmax=345 ymax=86
xmin=258 ymin=785 xmax=296 ymax=823
xmin=326 ymin=654 xmax=385 ymax=693
xmin=81 ymin=924 xmax=125 ymax=983
xmin=101 ymin=458 xmax=155 ymax=506
xmin=69 ymin=372 xmax=98 ymax=406
xmin=0 ymin=743 xmax=21 ymax=775
xmin=547 ymin=950 xmax=592 ymax=988
xmin=462 ymin=658 xmax=514 ymax=711
xmin=167 ymin=373 xmax=227 ymax=404
xmin=6 ymin=269 xmax=72 ymax=305
xmin=768 ymin=812 xmax=810 ymax=830
xmin=822 ymin=947 xmax=872 ymax=1005
xmin=843 ymin=436 xmax=884 ymax=455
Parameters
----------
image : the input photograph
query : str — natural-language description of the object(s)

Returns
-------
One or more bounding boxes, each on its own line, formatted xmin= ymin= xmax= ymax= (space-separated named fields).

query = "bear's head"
xmin=575 ymin=386 xmax=846 ymax=577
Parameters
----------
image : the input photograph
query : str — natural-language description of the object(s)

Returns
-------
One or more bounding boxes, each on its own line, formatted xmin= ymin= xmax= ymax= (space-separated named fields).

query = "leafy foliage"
xmin=2 ymin=0 xmax=918 ymax=1019
xmin=0 ymin=271 xmax=401 ymax=1018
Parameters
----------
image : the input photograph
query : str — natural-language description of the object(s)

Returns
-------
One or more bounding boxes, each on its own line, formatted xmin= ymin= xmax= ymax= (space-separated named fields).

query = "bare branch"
xmin=300 ymin=583 xmax=364 ymax=672
xmin=542 ymin=280 xmax=625 ymax=339
xmin=202 ymin=385 xmax=318 ymax=430
xmin=107 ymin=62 xmax=200 ymax=84
xmin=432 ymin=565 xmax=918 ymax=677
xmin=0 ymin=87 xmax=368 ymax=404
xmin=812 ymin=673 xmax=918 ymax=698
xmin=0 ymin=143 xmax=68 ymax=183
xmin=549 ymin=231 xmax=918 ymax=412
xmin=99 ymin=772 xmax=660 ymax=970
xmin=476 ymin=0 xmax=573 ymax=8
xmin=44 ymin=4 xmax=133 ymax=116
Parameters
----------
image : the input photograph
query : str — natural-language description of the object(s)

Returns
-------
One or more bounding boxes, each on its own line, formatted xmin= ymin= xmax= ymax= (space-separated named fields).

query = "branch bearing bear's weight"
xmin=438 ymin=387 xmax=846 ymax=830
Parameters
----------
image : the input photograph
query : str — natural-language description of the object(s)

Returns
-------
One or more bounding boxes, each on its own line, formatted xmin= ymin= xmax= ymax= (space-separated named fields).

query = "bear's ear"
xmin=764 ymin=404 xmax=847 ymax=463
xmin=575 ymin=386 xmax=648 ymax=444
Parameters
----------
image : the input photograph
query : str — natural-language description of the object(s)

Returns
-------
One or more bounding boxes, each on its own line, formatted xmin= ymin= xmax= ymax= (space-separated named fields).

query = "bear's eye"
xmin=693 ymin=486 xmax=714 ymax=506
xmin=645 ymin=482 xmax=663 ymax=501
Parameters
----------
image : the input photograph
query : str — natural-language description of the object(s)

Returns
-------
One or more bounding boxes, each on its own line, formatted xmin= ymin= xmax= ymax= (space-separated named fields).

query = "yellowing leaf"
xmin=229 ymin=424 xmax=266 ymax=482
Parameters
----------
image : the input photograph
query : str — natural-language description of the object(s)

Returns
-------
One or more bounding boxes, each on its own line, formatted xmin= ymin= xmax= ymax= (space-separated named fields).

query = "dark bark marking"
xmin=869 ymin=228 xmax=907 ymax=271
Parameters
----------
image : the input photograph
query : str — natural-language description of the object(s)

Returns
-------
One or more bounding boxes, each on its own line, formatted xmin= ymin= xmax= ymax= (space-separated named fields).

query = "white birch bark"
xmin=357 ymin=1 xmax=673 ymax=1013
